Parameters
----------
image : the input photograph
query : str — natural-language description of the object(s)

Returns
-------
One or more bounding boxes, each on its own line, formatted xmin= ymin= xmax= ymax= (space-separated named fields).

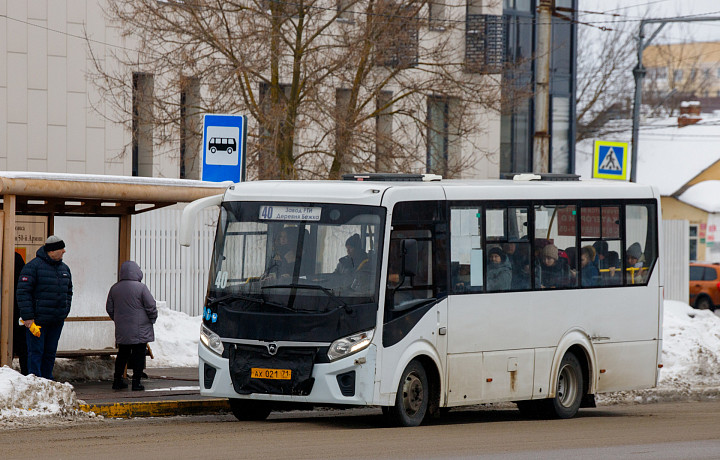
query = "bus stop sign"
xmin=202 ymin=114 xmax=246 ymax=183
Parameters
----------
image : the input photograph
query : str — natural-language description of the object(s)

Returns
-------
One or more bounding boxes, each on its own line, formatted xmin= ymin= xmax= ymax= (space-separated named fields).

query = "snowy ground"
xmin=2 ymin=300 xmax=720 ymax=425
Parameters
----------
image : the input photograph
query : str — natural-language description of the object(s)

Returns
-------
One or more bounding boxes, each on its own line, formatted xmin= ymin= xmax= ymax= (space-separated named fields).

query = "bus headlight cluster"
xmin=200 ymin=324 xmax=224 ymax=356
xmin=328 ymin=329 xmax=374 ymax=361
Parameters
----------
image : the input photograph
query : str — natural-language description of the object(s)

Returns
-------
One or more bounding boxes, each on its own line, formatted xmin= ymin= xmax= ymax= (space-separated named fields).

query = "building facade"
xmin=500 ymin=0 xmax=577 ymax=175
xmin=0 ymin=0 xmax=577 ymax=180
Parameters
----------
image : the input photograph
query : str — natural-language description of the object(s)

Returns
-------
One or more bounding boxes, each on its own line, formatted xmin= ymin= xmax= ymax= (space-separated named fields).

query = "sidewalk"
xmin=73 ymin=367 xmax=230 ymax=418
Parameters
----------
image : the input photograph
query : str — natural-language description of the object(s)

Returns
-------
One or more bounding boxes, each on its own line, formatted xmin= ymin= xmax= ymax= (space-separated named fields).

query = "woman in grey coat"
xmin=106 ymin=261 xmax=157 ymax=391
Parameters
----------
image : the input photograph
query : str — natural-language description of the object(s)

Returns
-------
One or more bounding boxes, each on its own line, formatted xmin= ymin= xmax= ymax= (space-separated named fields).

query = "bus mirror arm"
xmin=401 ymin=239 xmax=418 ymax=278
xmin=179 ymin=194 xmax=224 ymax=247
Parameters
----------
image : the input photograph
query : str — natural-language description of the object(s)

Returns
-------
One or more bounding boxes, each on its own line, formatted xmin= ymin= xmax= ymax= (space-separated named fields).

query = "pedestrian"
xmin=12 ymin=252 xmax=28 ymax=375
xmin=16 ymin=235 xmax=73 ymax=380
xmin=106 ymin=260 xmax=157 ymax=391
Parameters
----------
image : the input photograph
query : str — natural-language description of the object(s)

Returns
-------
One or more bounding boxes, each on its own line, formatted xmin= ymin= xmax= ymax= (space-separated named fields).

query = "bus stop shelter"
xmin=0 ymin=172 xmax=229 ymax=367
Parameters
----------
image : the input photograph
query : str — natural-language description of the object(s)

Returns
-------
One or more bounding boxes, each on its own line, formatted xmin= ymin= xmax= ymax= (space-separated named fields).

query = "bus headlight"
xmin=200 ymin=324 xmax=224 ymax=356
xmin=328 ymin=329 xmax=374 ymax=361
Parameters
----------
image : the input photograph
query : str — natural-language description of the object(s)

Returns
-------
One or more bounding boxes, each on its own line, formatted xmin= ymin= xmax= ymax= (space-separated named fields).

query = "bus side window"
xmin=534 ymin=204 xmax=577 ymax=289
xmin=581 ymin=206 xmax=622 ymax=287
xmin=625 ymin=204 xmax=657 ymax=285
xmin=385 ymin=201 xmax=443 ymax=320
xmin=450 ymin=207 xmax=483 ymax=293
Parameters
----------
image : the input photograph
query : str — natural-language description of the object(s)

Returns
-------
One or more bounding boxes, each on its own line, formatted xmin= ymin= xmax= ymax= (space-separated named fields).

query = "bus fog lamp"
xmin=200 ymin=324 xmax=224 ymax=355
xmin=328 ymin=329 xmax=374 ymax=361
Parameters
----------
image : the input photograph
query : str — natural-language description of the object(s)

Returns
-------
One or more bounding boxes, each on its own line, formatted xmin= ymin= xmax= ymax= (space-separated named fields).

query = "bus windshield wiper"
xmin=261 ymin=283 xmax=349 ymax=310
xmin=206 ymin=293 xmax=291 ymax=311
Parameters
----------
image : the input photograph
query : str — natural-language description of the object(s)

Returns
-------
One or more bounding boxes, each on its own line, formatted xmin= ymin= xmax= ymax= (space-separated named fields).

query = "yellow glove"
xmin=19 ymin=319 xmax=42 ymax=337
xmin=29 ymin=323 xmax=41 ymax=337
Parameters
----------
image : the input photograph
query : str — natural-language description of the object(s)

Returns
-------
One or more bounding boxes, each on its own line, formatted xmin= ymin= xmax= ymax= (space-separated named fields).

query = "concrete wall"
xmin=0 ymin=0 xmax=135 ymax=175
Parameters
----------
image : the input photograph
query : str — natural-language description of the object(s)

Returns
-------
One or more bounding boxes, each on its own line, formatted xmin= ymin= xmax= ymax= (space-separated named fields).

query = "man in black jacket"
xmin=16 ymin=235 xmax=73 ymax=380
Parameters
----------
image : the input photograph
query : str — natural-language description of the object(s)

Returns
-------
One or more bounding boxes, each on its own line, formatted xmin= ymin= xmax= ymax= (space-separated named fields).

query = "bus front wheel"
xmin=386 ymin=360 xmax=428 ymax=427
xmin=546 ymin=352 xmax=583 ymax=419
xmin=228 ymin=398 xmax=272 ymax=421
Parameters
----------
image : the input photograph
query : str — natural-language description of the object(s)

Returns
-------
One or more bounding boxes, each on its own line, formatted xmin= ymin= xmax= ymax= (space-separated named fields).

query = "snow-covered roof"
xmin=677 ymin=180 xmax=720 ymax=212
xmin=575 ymin=116 xmax=720 ymax=196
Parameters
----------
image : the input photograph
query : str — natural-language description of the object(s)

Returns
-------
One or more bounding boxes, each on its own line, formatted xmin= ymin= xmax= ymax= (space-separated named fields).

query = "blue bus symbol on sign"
xmin=202 ymin=114 xmax=246 ymax=183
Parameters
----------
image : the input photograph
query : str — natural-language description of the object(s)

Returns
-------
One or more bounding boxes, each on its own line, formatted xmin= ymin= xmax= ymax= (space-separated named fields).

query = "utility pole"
xmin=533 ymin=0 xmax=553 ymax=174
xmin=631 ymin=16 xmax=720 ymax=182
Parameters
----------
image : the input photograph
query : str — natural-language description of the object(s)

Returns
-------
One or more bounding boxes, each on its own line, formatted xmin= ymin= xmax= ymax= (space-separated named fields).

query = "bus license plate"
xmin=251 ymin=368 xmax=292 ymax=380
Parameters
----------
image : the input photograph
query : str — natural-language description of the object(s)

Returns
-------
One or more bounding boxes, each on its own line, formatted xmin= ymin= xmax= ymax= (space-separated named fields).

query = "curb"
xmin=79 ymin=398 xmax=230 ymax=418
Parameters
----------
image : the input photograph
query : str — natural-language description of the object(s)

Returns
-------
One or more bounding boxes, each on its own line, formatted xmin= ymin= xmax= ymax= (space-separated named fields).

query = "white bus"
xmin=181 ymin=173 xmax=662 ymax=426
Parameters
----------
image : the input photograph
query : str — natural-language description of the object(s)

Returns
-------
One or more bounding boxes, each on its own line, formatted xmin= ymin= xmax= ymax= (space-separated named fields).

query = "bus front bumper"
xmin=198 ymin=342 xmax=377 ymax=406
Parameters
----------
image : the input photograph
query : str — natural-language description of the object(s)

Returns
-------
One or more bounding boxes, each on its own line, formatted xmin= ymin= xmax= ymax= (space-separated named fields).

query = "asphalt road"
xmin=3 ymin=401 xmax=720 ymax=459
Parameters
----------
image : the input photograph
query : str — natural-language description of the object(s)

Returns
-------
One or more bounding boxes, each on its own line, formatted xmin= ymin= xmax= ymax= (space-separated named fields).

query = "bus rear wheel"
xmin=228 ymin=398 xmax=272 ymax=421
xmin=545 ymin=352 xmax=583 ymax=419
xmin=385 ymin=360 xmax=428 ymax=427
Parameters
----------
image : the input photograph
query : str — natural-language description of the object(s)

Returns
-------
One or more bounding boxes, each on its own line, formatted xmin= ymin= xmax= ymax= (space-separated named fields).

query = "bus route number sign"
xmin=259 ymin=205 xmax=321 ymax=221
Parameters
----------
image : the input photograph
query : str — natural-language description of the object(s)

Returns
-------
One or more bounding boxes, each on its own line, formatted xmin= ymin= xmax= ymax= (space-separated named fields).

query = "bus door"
xmin=380 ymin=200 xmax=448 ymax=398
xmin=446 ymin=205 xmax=535 ymax=405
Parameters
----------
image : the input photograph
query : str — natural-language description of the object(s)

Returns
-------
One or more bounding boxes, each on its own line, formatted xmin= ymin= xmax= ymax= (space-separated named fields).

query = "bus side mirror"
xmin=401 ymin=239 xmax=418 ymax=277
xmin=179 ymin=194 xmax=224 ymax=246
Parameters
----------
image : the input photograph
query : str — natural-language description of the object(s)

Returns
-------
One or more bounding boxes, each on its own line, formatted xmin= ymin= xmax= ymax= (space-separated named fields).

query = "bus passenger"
xmin=535 ymin=243 xmax=571 ymax=289
xmin=266 ymin=228 xmax=297 ymax=278
xmin=580 ymin=245 xmax=600 ymax=287
xmin=626 ymin=242 xmax=645 ymax=284
xmin=335 ymin=234 xmax=369 ymax=275
xmin=487 ymin=246 xmax=512 ymax=291
xmin=504 ymin=242 xmax=530 ymax=290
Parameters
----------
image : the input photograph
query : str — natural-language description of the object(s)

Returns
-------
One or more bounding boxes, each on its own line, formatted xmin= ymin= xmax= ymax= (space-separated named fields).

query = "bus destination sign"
xmin=259 ymin=205 xmax=321 ymax=221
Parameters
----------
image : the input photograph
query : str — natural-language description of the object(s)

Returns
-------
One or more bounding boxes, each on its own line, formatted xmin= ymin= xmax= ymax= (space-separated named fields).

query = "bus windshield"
xmin=207 ymin=202 xmax=385 ymax=313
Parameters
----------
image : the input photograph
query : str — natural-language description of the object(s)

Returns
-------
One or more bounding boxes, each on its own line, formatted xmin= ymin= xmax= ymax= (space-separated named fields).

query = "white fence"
xmin=662 ymin=219 xmax=689 ymax=304
xmin=131 ymin=207 xmax=218 ymax=317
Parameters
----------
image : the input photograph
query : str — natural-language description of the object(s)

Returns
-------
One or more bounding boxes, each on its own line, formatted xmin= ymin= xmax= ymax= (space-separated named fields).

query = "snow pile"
xmin=147 ymin=302 xmax=201 ymax=368
xmin=0 ymin=367 xmax=93 ymax=425
xmin=660 ymin=301 xmax=720 ymax=387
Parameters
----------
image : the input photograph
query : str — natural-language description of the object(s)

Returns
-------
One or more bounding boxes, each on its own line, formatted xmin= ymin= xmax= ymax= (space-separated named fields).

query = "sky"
xmin=580 ymin=0 xmax=720 ymax=43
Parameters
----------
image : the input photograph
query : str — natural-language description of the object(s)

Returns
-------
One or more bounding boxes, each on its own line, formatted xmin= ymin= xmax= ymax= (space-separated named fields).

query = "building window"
xmin=427 ymin=96 xmax=449 ymax=176
xmin=132 ymin=73 xmax=154 ymax=177
xmin=180 ymin=77 xmax=201 ymax=180
xmin=673 ymin=69 xmax=683 ymax=82
xmin=429 ymin=0 xmax=445 ymax=30
xmin=465 ymin=13 xmax=505 ymax=73
xmin=376 ymin=91 xmax=393 ymax=172
xmin=337 ymin=0 xmax=353 ymax=22
xmin=653 ymin=67 xmax=667 ymax=80
xmin=376 ymin=3 xmax=419 ymax=68
xmin=690 ymin=224 xmax=698 ymax=261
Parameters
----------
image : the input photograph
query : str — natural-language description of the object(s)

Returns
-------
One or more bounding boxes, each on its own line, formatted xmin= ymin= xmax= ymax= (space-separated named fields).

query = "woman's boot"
xmin=112 ymin=373 xmax=128 ymax=390
xmin=131 ymin=378 xmax=145 ymax=391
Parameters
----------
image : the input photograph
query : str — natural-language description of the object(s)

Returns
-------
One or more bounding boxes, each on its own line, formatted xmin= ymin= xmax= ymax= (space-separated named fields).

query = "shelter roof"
xmin=0 ymin=172 xmax=230 ymax=215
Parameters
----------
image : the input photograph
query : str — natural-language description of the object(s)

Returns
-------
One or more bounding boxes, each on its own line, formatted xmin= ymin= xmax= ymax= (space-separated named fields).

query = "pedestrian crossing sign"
xmin=593 ymin=140 xmax=628 ymax=180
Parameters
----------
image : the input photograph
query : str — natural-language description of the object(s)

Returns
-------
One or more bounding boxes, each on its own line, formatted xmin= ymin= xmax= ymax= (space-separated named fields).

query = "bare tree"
xmin=90 ymin=0 xmax=505 ymax=180
xmin=642 ymin=40 xmax=717 ymax=117
xmin=575 ymin=12 xmax=636 ymax=142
